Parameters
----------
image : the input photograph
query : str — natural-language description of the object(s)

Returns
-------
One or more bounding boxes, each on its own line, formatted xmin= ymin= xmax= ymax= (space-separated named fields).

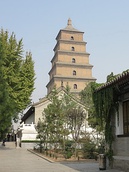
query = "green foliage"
xmin=16 ymin=52 xmax=35 ymax=111
xmin=44 ymin=87 xmax=65 ymax=150
xmin=93 ymin=73 xmax=120 ymax=161
xmin=80 ymin=82 xmax=102 ymax=131
xmin=105 ymin=148 xmax=113 ymax=162
xmin=81 ymin=136 xmax=104 ymax=160
xmin=0 ymin=29 xmax=35 ymax=139
xmin=80 ymin=82 xmax=94 ymax=107
xmin=36 ymin=118 xmax=48 ymax=150
xmin=93 ymin=86 xmax=118 ymax=142
xmin=36 ymin=86 xmax=86 ymax=159
xmin=65 ymin=99 xmax=86 ymax=158
xmin=106 ymin=72 xmax=120 ymax=82
xmin=82 ymin=139 xmax=96 ymax=159
xmin=65 ymin=140 xmax=74 ymax=159
xmin=80 ymin=78 xmax=120 ymax=161
xmin=67 ymin=106 xmax=86 ymax=142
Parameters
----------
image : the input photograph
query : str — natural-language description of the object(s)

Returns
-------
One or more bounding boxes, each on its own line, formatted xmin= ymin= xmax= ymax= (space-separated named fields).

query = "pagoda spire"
xmin=63 ymin=18 xmax=78 ymax=31
xmin=67 ymin=18 xmax=72 ymax=26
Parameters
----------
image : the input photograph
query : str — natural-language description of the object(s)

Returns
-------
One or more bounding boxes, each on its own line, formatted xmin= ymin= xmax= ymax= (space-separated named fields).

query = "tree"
xmin=80 ymin=82 xmax=102 ymax=131
xmin=0 ymin=61 xmax=15 ymax=139
xmin=44 ymin=87 xmax=64 ymax=151
xmin=67 ymin=105 xmax=86 ymax=158
xmin=36 ymin=118 xmax=48 ymax=152
xmin=36 ymin=86 xmax=87 ymax=159
xmin=61 ymin=85 xmax=77 ymax=153
xmin=80 ymin=74 xmax=125 ymax=162
xmin=82 ymin=136 xmax=97 ymax=159
xmin=16 ymin=52 xmax=35 ymax=113
xmin=80 ymin=82 xmax=105 ymax=152
xmin=0 ymin=29 xmax=35 ymax=139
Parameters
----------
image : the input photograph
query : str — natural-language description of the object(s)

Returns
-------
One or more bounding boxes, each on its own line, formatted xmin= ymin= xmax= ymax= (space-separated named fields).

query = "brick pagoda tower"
xmin=46 ymin=19 xmax=96 ymax=96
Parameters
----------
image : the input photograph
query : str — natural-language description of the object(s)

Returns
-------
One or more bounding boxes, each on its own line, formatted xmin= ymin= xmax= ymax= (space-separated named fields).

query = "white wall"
xmin=35 ymin=99 xmax=50 ymax=124
xmin=115 ymin=102 xmax=123 ymax=135
xmin=25 ymin=113 xmax=35 ymax=124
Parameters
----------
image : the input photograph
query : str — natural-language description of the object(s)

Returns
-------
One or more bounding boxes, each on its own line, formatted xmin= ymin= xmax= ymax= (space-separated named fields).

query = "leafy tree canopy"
xmin=0 ymin=29 xmax=35 ymax=139
xmin=80 ymin=82 xmax=102 ymax=131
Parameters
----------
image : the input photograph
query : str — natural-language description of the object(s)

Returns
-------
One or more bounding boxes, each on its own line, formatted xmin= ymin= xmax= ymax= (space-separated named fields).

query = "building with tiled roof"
xmin=94 ymin=70 xmax=129 ymax=171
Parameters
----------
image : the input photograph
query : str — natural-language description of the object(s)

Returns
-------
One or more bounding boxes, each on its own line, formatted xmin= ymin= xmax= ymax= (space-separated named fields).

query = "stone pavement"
xmin=0 ymin=142 xmax=123 ymax=172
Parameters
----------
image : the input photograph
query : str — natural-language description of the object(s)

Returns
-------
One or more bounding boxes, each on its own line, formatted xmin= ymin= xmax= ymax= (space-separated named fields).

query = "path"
xmin=0 ymin=142 xmax=123 ymax=172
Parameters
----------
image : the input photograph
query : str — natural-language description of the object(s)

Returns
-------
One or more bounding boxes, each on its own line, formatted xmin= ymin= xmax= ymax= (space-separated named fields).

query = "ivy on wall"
xmin=93 ymin=85 xmax=119 ymax=162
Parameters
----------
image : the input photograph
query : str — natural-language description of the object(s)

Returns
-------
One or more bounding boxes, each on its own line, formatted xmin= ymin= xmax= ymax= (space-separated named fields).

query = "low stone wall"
xmin=113 ymin=137 xmax=129 ymax=156
xmin=113 ymin=156 xmax=129 ymax=172
xmin=21 ymin=142 xmax=38 ymax=149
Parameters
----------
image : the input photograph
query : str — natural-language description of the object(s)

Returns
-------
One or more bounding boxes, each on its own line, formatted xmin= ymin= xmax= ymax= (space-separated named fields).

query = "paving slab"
xmin=0 ymin=143 xmax=124 ymax=172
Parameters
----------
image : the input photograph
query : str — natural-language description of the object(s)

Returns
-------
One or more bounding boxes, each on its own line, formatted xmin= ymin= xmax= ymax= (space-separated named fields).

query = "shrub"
xmin=82 ymin=140 xmax=96 ymax=159
xmin=64 ymin=140 xmax=74 ymax=159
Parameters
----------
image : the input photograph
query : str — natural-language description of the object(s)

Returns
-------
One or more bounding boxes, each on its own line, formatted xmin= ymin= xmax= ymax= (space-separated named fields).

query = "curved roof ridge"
xmin=96 ymin=69 xmax=129 ymax=91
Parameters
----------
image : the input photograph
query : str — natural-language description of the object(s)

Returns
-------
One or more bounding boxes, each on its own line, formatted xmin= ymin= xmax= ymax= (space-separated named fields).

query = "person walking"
xmin=2 ymin=138 xmax=6 ymax=146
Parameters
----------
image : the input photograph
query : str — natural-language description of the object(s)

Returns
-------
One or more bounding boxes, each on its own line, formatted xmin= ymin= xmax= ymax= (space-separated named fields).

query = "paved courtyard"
xmin=0 ymin=142 xmax=123 ymax=172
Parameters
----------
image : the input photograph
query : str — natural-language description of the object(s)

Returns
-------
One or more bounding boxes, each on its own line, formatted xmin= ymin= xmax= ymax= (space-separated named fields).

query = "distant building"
xmin=46 ymin=18 xmax=96 ymax=96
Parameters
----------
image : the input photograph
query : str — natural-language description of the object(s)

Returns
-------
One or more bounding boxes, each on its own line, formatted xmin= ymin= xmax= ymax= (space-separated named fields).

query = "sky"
xmin=0 ymin=0 xmax=129 ymax=103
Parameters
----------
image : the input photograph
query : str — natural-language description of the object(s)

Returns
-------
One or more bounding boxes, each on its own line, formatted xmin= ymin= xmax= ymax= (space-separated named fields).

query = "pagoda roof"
xmin=56 ymin=19 xmax=83 ymax=40
xmin=62 ymin=18 xmax=80 ymax=32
